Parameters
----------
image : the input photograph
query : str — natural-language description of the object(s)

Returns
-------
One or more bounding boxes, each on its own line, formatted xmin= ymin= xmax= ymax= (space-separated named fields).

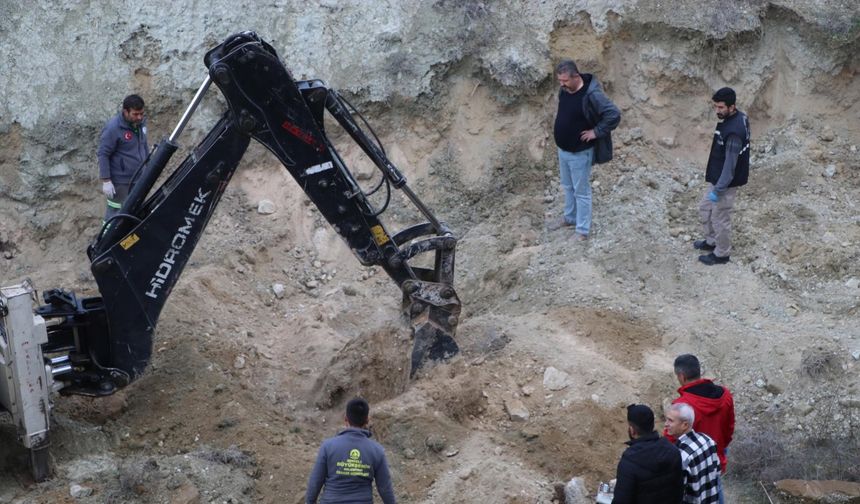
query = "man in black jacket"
xmin=550 ymin=59 xmax=621 ymax=241
xmin=612 ymin=404 xmax=683 ymax=504
xmin=695 ymin=87 xmax=750 ymax=266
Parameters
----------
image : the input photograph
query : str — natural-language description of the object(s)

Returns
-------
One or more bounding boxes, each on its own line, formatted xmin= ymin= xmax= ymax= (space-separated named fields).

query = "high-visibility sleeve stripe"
xmin=106 ymin=199 xmax=122 ymax=209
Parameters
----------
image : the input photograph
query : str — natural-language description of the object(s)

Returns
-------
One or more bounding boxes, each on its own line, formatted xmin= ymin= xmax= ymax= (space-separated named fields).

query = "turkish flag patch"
xmin=124 ymin=131 xmax=133 ymax=141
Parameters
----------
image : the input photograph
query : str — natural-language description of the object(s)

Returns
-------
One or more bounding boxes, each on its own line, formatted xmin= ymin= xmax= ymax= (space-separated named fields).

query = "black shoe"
xmin=693 ymin=240 xmax=716 ymax=251
xmin=698 ymin=253 xmax=730 ymax=266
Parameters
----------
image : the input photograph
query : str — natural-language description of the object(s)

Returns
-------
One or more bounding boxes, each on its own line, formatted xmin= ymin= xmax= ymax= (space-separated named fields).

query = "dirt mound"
xmin=549 ymin=308 xmax=661 ymax=369
xmin=312 ymin=325 xmax=413 ymax=408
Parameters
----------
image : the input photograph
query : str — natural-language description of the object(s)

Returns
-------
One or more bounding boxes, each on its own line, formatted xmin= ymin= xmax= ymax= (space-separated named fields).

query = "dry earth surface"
xmin=2 ymin=1 xmax=860 ymax=503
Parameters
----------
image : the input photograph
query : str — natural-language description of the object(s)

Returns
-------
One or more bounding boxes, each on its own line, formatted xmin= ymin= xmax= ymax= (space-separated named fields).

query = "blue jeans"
xmin=558 ymin=147 xmax=594 ymax=236
xmin=718 ymin=477 xmax=725 ymax=504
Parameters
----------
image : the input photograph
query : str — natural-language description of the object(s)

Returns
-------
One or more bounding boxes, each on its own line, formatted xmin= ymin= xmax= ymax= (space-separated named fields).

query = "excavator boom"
xmin=3 ymin=31 xmax=462 ymax=480
xmin=31 ymin=31 xmax=459 ymax=400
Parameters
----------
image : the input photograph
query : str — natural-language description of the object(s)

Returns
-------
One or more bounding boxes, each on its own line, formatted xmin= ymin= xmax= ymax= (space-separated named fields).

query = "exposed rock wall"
xmin=1 ymin=1 xmax=857 ymax=202
xmin=1 ymin=0 xmax=857 ymax=277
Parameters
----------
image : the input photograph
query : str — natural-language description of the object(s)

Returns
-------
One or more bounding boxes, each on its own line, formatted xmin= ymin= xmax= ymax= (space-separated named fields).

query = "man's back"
xmin=612 ymin=432 xmax=683 ymax=504
xmin=671 ymin=378 xmax=734 ymax=472
xmin=306 ymin=428 xmax=395 ymax=504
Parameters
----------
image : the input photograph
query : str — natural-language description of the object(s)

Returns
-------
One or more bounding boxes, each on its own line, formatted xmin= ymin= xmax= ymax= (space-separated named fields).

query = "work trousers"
xmin=104 ymin=182 xmax=130 ymax=225
xmin=698 ymin=185 xmax=738 ymax=258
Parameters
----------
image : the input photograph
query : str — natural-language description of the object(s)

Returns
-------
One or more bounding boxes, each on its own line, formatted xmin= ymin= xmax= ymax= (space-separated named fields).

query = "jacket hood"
xmin=678 ymin=378 xmax=729 ymax=415
xmin=338 ymin=427 xmax=372 ymax=438
xmin=583 ymin=73 xmax=602 ymax=94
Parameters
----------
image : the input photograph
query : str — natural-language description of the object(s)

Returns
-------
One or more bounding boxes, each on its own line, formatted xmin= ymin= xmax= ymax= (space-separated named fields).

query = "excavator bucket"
xmin=402 ymin=280 xmax=461 ymax=376
xmin=411 ymin=319 xmax=460 ymax=376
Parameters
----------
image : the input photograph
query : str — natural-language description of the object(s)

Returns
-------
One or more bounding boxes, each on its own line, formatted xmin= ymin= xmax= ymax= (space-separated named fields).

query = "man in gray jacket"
xmin=550 ymin=59 xmax=621 ymax=241
xmin=305 ymin=398 xmax=396 ymax=504
xmin=97 ymin=94 xmax=148 ymax=223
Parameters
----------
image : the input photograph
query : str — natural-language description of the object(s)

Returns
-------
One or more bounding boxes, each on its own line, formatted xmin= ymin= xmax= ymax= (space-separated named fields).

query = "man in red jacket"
xmin=664 ymin=354 xmax=735 ymax=476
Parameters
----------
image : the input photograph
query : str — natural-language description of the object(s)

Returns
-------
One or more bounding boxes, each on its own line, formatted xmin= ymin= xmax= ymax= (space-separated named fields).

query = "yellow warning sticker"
xmin=370 ymin=225 xmax=390 ymax=246
xmin=120 ymin=233 xmax=140 ymax=250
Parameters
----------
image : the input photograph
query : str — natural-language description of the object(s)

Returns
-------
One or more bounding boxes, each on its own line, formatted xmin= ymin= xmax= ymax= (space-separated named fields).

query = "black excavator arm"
xmin=36 ymin=32 xmax=460 ymax=396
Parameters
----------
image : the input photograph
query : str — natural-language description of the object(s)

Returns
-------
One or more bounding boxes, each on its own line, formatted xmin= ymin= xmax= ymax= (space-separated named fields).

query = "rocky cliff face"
xmin=1 ymin=1 xmax=857 ymax=201
xmin=3 ymin=0 xmax=856 ymax=273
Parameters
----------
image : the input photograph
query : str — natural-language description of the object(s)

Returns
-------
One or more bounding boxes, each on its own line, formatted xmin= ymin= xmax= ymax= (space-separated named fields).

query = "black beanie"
xmin=712 ymin=87 xmax=736 ymax=106
xmin=627 ymin=404 xmax=655 ymax=433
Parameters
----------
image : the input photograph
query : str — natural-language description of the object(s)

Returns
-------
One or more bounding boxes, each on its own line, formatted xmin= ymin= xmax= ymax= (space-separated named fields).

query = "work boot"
xmin=548 ymin=217 xmax=574 ymax=231
xmin=693 ymin=239 xmax=716 ymax=251
xmin=698 ymin=253 xmax=730 ymax=266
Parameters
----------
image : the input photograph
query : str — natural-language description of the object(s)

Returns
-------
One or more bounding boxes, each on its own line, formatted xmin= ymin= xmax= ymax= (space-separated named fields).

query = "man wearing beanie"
xmin=612 ymin=404 xmax=684 ymax=503
xmin=694 ymin=87 xmax=751 ymax=265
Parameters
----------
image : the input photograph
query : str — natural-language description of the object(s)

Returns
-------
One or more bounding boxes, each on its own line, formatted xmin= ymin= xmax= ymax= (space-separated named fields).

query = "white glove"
xmin=102 ymin=180 xmax=116 ymax=199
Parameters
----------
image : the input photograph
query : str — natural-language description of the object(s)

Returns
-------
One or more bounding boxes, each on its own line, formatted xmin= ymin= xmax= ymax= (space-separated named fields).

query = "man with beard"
xmin=97 ymin=94 xmax=148 ymax=225
xmin=612 ymin=404 xmax=683 ymax=503
xmin=695 ymin=87 xmax=750 ymax=265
